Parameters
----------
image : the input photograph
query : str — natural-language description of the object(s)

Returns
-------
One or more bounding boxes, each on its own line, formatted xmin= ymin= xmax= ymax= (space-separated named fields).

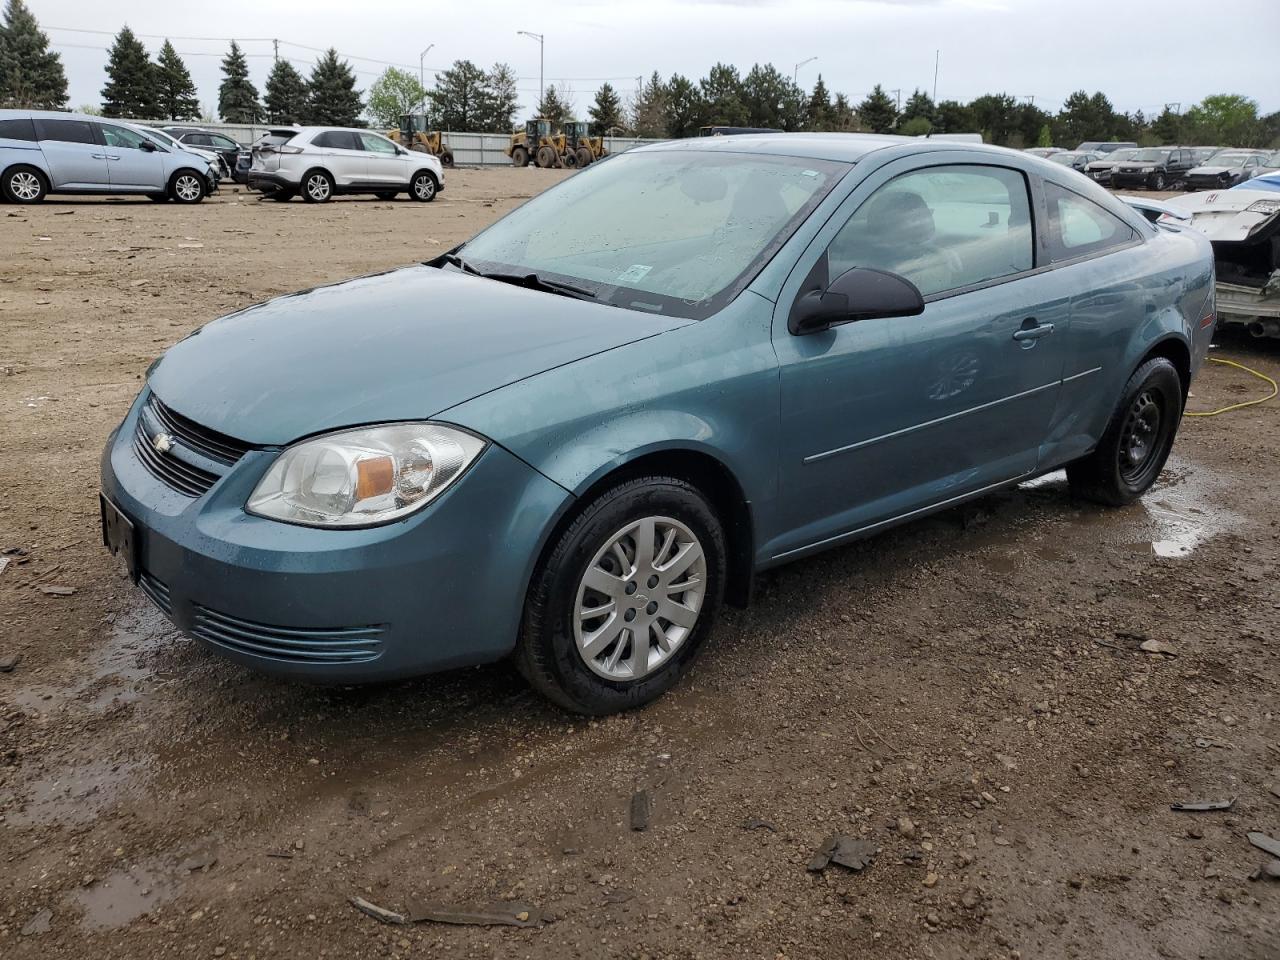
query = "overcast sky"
xmin=32 ymin=0 xmax=1280 ymax=123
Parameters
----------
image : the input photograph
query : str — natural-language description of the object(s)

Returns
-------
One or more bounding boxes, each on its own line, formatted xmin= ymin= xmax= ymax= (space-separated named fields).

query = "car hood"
xmin=1162 ymin=189 xmax=1280 ymax=242
xmin=1188 ymin=165 xmax=1236 ymax=176
xmin=148 ymin=265 xmax=692 ymax=446
xmin=1112 ymin=161 xmax=1160 ymax=170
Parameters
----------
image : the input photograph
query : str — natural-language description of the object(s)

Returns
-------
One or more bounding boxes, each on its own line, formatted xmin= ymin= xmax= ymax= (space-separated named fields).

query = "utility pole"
xmin=1165 ymin=101 xmax=1182 ymax=115
xmin=793 ymin=56 xmax=817 ymax=84
xmin=272 ymin=39 xmax=279 ymax=63
xmin=518 ymin=31 xmax=545 ymax=112
xmin=889 ymin=88 xmax=901 ymax=112
xmin=932 ymin=49 xmax=939 ymax=104
xmin=419 ymin=44 xmax=434 ymax=114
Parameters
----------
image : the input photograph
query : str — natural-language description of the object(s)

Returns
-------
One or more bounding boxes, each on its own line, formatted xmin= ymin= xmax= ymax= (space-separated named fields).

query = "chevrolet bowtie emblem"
xmin=152 ymin=431 xmax=174 ymax=454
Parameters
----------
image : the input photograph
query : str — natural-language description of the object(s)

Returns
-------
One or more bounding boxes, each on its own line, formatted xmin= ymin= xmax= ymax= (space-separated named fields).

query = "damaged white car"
xmin=1161 ymin=185 xmax=1280 ymax=338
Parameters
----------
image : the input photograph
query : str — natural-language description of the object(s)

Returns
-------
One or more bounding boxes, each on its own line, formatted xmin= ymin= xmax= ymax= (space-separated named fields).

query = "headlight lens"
xmin=247 ymin=423 xmax=486 ymax=527
xmin=1246 ymin=199 xmax=1280 ymax=215
xmin=1141 ymin=166 xmax=1155 ymax=173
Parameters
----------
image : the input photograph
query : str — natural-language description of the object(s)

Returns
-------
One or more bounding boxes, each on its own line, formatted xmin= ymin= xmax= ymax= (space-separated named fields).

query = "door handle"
xmin=103 ymin=154 xmax=120 ymax=161
xmin=1012 ymin=321 xmax=1055 ymax=342
xmin=91 ymin=153 xmax=107 ymax=160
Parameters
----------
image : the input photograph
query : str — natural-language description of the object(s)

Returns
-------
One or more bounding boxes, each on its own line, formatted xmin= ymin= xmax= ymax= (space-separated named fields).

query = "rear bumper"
xmin=100 ymin=390 xmax=572 ymax=682
xmin=1216 ymin=281 xmax=1280 ymax=323
xmin=247 ymin=171 xmax=294 ymax=193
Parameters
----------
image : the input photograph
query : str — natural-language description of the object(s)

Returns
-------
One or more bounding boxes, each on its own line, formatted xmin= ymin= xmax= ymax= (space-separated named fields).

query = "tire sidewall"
xmin=411 ymin=171 xmax=437 ymax=202
xmin=169 ymin=170 xmax=206 ymax=203
xmin=302 ymin=170 xmax=333 ymax=203
xmin=4 ymin=166 xmax=47 ymax=203
xmin=525 ymin=479 xmax=726 ymax=714
xmin=1098 ymin=358 xmax=1182 ymax=501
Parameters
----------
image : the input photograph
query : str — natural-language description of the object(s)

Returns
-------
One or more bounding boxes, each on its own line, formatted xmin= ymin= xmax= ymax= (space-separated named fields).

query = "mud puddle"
xmin=66 ymin=861 xmax=178 ymax=929
xmin=6 ymin=757 xmax=144 ymax=828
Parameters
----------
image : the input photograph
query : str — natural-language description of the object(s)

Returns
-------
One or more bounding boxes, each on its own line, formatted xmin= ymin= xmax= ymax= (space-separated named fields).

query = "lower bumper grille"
xmin=191 ymin=604 xmax=386 ymax=664
xmin=139 ymin=571 xmax=172 ymax=616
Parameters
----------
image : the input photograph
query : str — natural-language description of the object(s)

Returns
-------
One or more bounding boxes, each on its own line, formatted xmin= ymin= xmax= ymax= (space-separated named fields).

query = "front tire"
xmin=410 ymin=171 xmax=437 ymax=202
xmin=440 ymin=150 xmax=455 ymax=168
xmin=301 ymin=169 xmax=334 ymax=203
xmin=535 ymin=145 xmax=556 ymax=169
xmin=512 ymin=145 xmax=529 ymax=167
xmin=1151 ymin=172 xmax=1166 ymax=191
xmin=169 ymin=170 xmax=206 ymax=203
xmin=1067 ymin=357 xmax=1182 ymax=506
xmin=516 ymin=477 xmax=726 ymax=714
xmin=3 ymin=165 xmax=48 ymax=203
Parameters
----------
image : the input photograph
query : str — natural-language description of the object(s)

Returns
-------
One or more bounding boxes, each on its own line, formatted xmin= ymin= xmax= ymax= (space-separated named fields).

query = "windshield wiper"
xmin=431 ymin=251 xmax=482 ymax=276
xmin=482 ymin=271 xmax=600 ymax=302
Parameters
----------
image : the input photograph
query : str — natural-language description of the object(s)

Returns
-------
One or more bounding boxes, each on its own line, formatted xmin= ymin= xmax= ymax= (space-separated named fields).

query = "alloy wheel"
xmin=413 ymin=175 xmax=435 ymax=200
xmin=306 ymin=174 xmax=331 ymax=201
xmin=574 ymin=516 xmax=706 ymax=682
xmin=9 ymin=171 xmax=41 ymax=201
xmin=174 ymin=175 xmax=201 ymax=202
xmin=1118 ymin=389 xmax=1162 ymax=482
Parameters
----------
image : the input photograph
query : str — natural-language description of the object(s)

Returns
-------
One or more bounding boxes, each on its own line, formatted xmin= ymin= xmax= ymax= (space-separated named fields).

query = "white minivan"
xmin=247 ymin=126 xmax=444 ymax=203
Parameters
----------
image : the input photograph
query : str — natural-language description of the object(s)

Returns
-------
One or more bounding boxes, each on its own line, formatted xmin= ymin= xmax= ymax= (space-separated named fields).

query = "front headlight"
xmin=247 ymin=423 xmax=486 ymax=527
xmin=1141 ymin=166 xmax=1155 ymax=173
xmin=1246 ymin=199 xmax=1280 ymax=215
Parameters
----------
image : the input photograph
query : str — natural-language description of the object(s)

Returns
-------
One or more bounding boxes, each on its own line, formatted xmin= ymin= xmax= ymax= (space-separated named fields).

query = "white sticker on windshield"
xmin=802 ymin=169 xmax=820 ymax=178
xmin=617 ymin=264 xmax=652 ymax=284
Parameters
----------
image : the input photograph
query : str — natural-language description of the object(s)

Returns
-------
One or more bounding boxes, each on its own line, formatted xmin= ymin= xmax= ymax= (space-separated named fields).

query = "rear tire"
xmin=168 ymin=170 xmax=206 ymax=203
xmin=2 ymin=165 xmax=47 ymax=203
xmin=440 ymin=150 xmax=455 ymax=168
xmin=515 ymin=476 xmax=726 ymax=715
xmin=301 ymin=169 xmax=334 ymax=203
xmin=269 ymin=190 xmax=296 ymax=202
xmin=375 ymin=191 xmax=397 ymax=200
xmin=1067 ymin=357 xmax=1182 ymax=506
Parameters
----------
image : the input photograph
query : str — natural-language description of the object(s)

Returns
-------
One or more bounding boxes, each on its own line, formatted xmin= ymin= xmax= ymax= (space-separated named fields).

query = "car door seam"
xmin=802 ymin=380 xmax=1061 ymax=464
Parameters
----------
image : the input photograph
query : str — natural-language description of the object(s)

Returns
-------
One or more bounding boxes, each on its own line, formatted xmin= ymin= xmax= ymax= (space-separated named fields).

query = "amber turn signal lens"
xmin=355 ymin=455 xmax=395 ymax=500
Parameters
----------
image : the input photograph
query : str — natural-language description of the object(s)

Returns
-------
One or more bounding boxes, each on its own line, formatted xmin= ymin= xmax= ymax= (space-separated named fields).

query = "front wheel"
xmin=440 ymin=150 xmax=455 ymax=168
xmin=512 ymin=145 xmax=529 ymax=167
xmin=516 ymin=477 xmax=726 ymax=714
xmin=410 ymin=171 xmax=437 ymax=202
xmin=1151 ymin=172 xmax=1166 ymax=191
xmin=169 ymin=171 xmax=206 ymax=203
xmin=1067 ymin=357 xmax=1182 ymax=506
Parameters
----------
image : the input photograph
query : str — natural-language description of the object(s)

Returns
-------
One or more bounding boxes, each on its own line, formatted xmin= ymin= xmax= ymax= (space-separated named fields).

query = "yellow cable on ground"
xmin=1185 ymin=357 xmax=1278 ymax=417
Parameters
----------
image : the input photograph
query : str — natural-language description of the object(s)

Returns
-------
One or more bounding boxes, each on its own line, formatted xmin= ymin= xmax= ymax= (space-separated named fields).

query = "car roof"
xmin=630 ymin=132 xmax=1021 ymax=164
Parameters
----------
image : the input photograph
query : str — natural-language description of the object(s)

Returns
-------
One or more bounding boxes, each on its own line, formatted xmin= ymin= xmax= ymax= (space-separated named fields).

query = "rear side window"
xmin=313 ymin=131 xmax=359 ymax=149
xmin=829 ymin=164 xmax=1034 ymax=298
xmin=184 ymin=133 xmax=211 ymax=146
xmin=1043 ymin=182 xmax=1137 ymax=262
xmin=35 ymin=118 xmax=96 ymax=145
xmin=0 ymin=118 xmax=37 ymax=141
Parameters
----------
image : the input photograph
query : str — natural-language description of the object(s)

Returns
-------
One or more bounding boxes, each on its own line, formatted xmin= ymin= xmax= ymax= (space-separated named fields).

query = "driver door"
xmin=357 ymin=132 xmax=407 ymax=187
xmin=767 ymin=160 xmax=1067 ymax=560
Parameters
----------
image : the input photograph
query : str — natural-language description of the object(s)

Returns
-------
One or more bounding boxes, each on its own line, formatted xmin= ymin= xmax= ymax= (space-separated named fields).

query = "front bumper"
xmin=1111 ymin=172 xmax=1159 ymax=188
xmin=101 ymin=390 xmax=571 ymax=681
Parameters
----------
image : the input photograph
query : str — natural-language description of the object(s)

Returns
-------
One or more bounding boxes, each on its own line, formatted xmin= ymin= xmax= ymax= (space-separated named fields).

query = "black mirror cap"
xmin=789 ymin=266 xmax=926 ymax=335
xmin=140 ymin=139 xmax=157 ymax=152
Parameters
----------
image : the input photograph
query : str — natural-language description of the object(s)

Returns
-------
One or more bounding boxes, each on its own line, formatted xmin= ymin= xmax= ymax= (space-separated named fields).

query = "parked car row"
xmin=1031 ymin=141 xmax=1277 ymax=191
xmin=0 ymin=110 xmax=445 ymax=205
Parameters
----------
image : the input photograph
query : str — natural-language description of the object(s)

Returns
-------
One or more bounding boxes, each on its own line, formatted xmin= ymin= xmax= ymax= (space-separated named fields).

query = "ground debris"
xmin=1170 ymin=798 xmax=1236 ymax=812
xmin=21 ymin=908 xmax=52 ymax=936
xmin=741 ymin=818 xmax=777 ymax=832
xmin=38 ymin=585 xmax=75 ymax=596
xmin=808 ymin=835 xmax=876 ymax=873
xmin=1247 ymin=832 xmax=1280 ymax=859
xmin=406 ymin=900 xmax=541 ymax=927
xmin=349 ymin=896 xmax=407 ymax=925
xmin=180 ymin=853 xmax=217 ymax=872
xmin=630 ymin=789 xmax=651 ymax=831
xmin=0 ymin=652 xmax=19 ymax=672
xmin=1139 ymin=639 xmax=1176 ymax=657
xmin=1248 ymin=861 xmax=1280 ymax=881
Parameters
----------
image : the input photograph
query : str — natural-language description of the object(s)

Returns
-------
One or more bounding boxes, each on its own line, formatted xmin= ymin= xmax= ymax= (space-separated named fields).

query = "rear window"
xmin=312 ymin=131 xmax=359 ymax=150
xmin=255 ymin=130 xmax=298 ymax=148
xmin=35 ymin=118 xmax=96 ymax=145
xmin=0 ymin=117 xmax=37 ymax=141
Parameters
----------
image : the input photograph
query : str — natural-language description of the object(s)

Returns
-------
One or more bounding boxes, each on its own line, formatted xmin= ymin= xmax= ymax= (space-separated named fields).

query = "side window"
xmin=99 ymin=124 xmax=150 ymax=150
xmin=185 ymin=134 xmax=210 ymax=146
xmin=1043 ymin=182 xmax=1137 ymax=263
xmin=313 ymin=131 xmax=358 ymax=149
xmin=828 ymin=164 xmax=1034 ymax=298
xmin=210 ymin=135 xmax=238 ymax=149
xmin=358 ymin=132 xmax=397 ymax=154
xmin=34 ymin=118 xmax=96 ymax=145
xmin=0 ymin=118 xmax=38 ymax=141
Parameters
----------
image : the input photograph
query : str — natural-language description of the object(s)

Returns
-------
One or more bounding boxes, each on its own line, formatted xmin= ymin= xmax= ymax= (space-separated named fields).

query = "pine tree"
xmin=857 ymin=84 xmax=897 ymax=133
xmin=218 ymin=41 xmax=261 ymax=123
xmin=807 ymin=74 xmax=831 ymax=130
xmin=699 ymin=63 xmax=747 ymax=127
xmin=537 ymin=84 xmax=570 ymax=124
xmin=588 ymin=81 xmax=624 ymax=136
xmin=630 ymin=72 xmax=666 ymax=138
xmin=0 ymin=0 xmax=67 ymax=109
xmin=154 ymin=40 xmax=199 ymax=121
xmin=426 ymin=59 xmax=489 ymax=132
xmin=264 ymin=59 xmax=308 ymax=124
xmin=306 ymin=48 xmax=362 ymax=126
xmin=898 ymin=89 xmax=936 ymax=131
xmin=101 ymin=26 xmax=157 ymax=118
xmin=830 ymin=93 xmax=856 ymax=131
xmin=482 ymin=62 xmax=519 ymax=132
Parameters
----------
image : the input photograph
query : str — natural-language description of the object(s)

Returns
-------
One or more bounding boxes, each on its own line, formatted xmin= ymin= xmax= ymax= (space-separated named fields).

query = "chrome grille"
xmin=147 ymin=395 xmax=250 ymax=466
xmin=132 ymin=420 xmax=220 ymax=497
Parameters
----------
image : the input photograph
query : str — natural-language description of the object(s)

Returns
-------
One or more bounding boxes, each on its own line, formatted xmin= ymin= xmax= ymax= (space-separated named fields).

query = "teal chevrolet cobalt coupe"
xmin=101 ymin=134 xmax=1215 ymax=713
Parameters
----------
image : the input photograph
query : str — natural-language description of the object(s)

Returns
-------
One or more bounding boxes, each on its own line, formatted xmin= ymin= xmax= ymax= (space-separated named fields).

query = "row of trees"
xmin=101 ymin=29 xmax=363 ymax=125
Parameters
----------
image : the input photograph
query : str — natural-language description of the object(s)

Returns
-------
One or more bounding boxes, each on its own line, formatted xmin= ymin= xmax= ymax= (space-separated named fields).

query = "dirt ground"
xmin=1 ymin=169 xmax=1278 ymax=960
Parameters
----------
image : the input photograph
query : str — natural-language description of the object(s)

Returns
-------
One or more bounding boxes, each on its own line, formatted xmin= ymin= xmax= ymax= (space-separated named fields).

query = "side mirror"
xmin=789 ymin=266 xmax=925 ymax=336
xmin=140 ymin=139 xmax=157 ymax=152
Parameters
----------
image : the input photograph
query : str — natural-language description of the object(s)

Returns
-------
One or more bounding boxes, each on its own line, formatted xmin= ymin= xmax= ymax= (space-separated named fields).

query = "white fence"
xmin=127 ymin=119 xmax=659 ymax=166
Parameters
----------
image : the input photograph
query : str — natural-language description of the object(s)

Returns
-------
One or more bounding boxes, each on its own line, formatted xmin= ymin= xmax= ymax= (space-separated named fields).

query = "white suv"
xmin=247 ymin=126 xmax=444 ymax=203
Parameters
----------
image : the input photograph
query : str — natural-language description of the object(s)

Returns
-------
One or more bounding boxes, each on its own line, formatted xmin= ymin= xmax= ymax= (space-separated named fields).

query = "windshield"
xmin=140 ymin=128 xmax=180 ymax=150
xmin=1265 ymin=152 xmax=1280 ymax=166
xmin=1132 ymin=148 xmax=1171 ymax=162
xmin=1100 ymin=149 xmax=1139 ymax=163
xmin=1048 ymin=153 xmax=1079 ymax=165
xmin=458 ymin=149 xmax=847 ymax=319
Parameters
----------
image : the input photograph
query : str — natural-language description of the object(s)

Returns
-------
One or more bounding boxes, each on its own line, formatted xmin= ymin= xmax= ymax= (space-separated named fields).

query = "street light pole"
xmin=518 ymin=31 xmax=545 ymax=111
xmin=793 ymin=56 xmax=817 ymax=84
xmin=418 ymin=44 xmax=434 ymax=114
